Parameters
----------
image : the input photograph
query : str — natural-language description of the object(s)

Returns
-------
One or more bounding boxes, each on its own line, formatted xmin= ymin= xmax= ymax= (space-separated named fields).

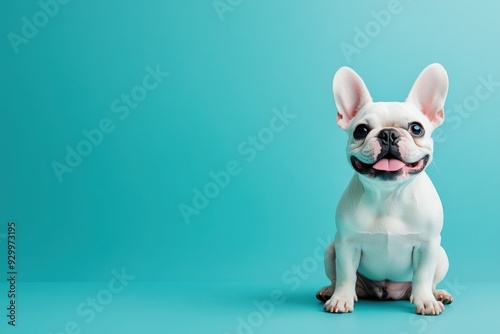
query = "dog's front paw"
xmin=324 ymin=294 xmax=356 ymax=313
xmin=410 ymin=294 xmax=445 ymax=315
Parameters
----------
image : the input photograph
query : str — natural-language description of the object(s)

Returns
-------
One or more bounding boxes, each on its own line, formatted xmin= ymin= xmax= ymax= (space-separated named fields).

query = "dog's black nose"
xmin=378 ymin=129 xmax=400 ymax=146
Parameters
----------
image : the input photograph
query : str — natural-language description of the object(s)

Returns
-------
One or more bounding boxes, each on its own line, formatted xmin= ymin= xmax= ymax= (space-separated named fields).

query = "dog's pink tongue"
xmin=372 ymin=159 xmax=405 ymax=172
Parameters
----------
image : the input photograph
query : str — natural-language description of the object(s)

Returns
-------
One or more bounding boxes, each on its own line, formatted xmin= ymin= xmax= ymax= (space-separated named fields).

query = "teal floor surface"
xmin=3 ymin=282 xmax=497 ymax=334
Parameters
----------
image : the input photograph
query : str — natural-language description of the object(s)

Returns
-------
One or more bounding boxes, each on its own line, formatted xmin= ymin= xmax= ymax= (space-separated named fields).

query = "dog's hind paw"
xmin=316 ymin=285 xmax=334 ymax=302
xmin=433 ymin=289 xmax=453 ymax=305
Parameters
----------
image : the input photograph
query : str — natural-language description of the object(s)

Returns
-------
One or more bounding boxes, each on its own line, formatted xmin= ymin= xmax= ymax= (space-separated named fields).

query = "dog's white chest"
xmin=355 ymin=231 xmax=419 ymax=281
xmin=348 ymin=205 xmax=423 ymax=281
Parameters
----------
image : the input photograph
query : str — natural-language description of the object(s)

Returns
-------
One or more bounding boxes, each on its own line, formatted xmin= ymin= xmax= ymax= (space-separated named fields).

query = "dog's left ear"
xmin=406 ymin=63 xmax=448 ymax=127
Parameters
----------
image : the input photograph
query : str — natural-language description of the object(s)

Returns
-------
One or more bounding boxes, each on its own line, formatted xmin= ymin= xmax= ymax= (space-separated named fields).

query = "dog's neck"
xmin=354 ymin=172 xmax=426 ymax=203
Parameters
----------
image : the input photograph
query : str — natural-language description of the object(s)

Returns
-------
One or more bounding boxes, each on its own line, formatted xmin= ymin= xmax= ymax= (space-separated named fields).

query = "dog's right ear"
xmin=333 ymin=67 xmax=372 ymax=130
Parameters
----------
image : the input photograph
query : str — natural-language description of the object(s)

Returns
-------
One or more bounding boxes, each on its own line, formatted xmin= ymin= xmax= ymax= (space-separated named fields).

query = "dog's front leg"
xmin=324 ymin=239 xmax=360 ymax=313
xmin=411 ymin=240 xmax=445 ymax=315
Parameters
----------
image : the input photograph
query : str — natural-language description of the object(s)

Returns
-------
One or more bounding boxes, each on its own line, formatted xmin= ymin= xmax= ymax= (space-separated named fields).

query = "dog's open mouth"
xmin=350 ymin=154 xmax=429 ymax=180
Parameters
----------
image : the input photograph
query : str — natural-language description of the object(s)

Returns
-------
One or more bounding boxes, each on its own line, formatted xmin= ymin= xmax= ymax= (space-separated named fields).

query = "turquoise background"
xmin=1 ymin=0 xmax=499 ymax=283
xmin=1 ymin=0 xmax=500 ymax=333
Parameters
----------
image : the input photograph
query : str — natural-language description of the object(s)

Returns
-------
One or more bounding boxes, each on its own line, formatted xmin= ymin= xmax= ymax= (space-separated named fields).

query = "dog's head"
xmin=333 ymin=64 xmax=448 ymax=182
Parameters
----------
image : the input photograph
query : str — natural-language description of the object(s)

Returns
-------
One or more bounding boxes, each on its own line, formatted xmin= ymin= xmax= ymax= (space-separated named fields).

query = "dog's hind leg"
xmin=432 ymin=246 xmax=453 ymax=305
xmin=316 ymin=242 xmax=372 ymax=302
xmin=316 ymin=242 xmax=336 ymax=302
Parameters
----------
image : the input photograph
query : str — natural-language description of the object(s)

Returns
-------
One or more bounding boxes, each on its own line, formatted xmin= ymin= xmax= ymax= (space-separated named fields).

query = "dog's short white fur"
xmin=317 ymin=64 xmax=453 ymax=315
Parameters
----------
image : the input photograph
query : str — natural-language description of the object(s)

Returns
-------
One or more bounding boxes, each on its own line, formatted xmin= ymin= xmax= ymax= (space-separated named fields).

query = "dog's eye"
xmin=353 ymin=124 xmax=370 ymax=140
xmin=409 ymin=122 xmax=424 ymax=137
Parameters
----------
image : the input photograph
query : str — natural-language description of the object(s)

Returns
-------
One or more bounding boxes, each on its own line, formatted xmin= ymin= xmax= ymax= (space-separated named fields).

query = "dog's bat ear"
xmin=333 ymin=67 xmax=372 ymax=130
xmin=406 ymin=63 xmax=448 ymax=127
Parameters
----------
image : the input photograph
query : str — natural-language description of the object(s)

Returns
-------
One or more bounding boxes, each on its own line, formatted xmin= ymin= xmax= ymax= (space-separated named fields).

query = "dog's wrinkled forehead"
xmin=349 ymin=102 xmax=430 ymax=132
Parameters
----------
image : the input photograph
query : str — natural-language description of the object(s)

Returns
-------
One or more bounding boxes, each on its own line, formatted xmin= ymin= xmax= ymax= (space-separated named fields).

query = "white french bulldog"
xmin=316 ymin=64 xmax=453 ymax=315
